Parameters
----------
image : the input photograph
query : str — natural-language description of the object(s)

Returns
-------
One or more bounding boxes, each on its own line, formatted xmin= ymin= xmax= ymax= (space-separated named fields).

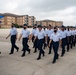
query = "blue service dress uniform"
xmin=21 ymin=29 xmax=30 ymax=57
xmin=35 ymin=30 xmax=46 ymax=60
xmin=47 ymin=29 xmax=53 ymax=54
xmin=10 ymin=27 xmax=19 ymax=54
xmin=50 ymin=31 xmax=62 ymax=63
xmin=59 ymin=30 xmax=67 ymax=57
xmin=31 ymin=28 xmax=38 ymax=53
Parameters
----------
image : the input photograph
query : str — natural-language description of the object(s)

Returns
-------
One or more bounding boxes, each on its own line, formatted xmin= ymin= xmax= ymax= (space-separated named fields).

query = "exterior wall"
xmin=33 ymin=17 xmax=36 ymax=25
xmin=0 ymin=18 xmax=5 ymax=25
xmin=25 ymin=15 xmax=28 ymax=25
xmin=52 ymin=22 xmax=56 ymax=27
xmin=6 ymin=16 xmax=16 ymax=25
xmin=28 ymin=17 xmax=31 ymax=26
xmin=0 ymin=16 xmax=16 ymax=28
xmin=30 ymin=16 xmax=34 ymax=26
xmin=0 ymin=18 xmax=4 ymax=28
xmin=16 ymin=16 xmax=25 ymax=26
xmin=36 ymin=21 xmax=63 ymax=27
xmin=36 ymin=21 xmax=42 ymax=25
xmin=42 ymin=21 xmax=47 ymax=26
xmin=47 ymin=22 xmax=53 ymax=26
xmin=55 ymin=21 xmax=63 ymax=27
xmin=4 ymin=16 xmax=7 ymax=25
xmin=36 ymin=21 xmax=54 ymax=26
xmin=25 ymin=16 xmax=36 ymax=27
xmin=0 ymin=13 xmax=36 ymax=28
xmin=23 ymin=17 xmax=25 ymax=25
xmin=0 ymin=13 xmax=63 ymax=28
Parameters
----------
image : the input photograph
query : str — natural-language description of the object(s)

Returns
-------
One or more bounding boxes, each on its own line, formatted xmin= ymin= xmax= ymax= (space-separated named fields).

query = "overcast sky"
xmin=0 ymin=0 xmax=76 ymax=26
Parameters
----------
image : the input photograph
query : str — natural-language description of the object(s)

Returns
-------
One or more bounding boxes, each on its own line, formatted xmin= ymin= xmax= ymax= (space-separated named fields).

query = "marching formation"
xmin=4 ymin=23 xmax=76 ymax=64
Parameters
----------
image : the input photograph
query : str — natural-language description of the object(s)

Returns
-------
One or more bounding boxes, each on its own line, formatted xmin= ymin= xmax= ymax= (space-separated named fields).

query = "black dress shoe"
xmin=21 ymin=54 xmax=25 ymax=57
xmin=21 ymin=49 xmax=23 ymax=51
xmin=48 ymin=52 xmax=51 ymax=54
xmin=52 ymin=61 xmax=56 ymax=64
xmin=37 ymin=57 xmax=41 ymax=60
xmin=9 ymin=53 xmax=13 ymax=55
xmin=28 ymin=49 xmax=31 ymax=54
xmin=67 ymin=50 xmax=69 ymax=52
xmin=56 ymin=55 xmax=59 ymax=59
xmin=33 ymin=46 xmax=35 ymax=48
xmin=34 ymin=50 xmax=37 ymax=53
xmin=0 ymin=52 xmax=1 ymax=54
xmin=61 ymin=54 xmax=64 ymax=57
xmin=17 ymin=48 xmax=19 ymax=52
xmin=43 ymin=52 xmax=45 ymax=57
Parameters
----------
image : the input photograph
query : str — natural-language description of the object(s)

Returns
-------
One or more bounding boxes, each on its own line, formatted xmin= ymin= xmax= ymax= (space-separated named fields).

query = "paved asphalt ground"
xmin=0 ymin=29 xmax=76 ymax=75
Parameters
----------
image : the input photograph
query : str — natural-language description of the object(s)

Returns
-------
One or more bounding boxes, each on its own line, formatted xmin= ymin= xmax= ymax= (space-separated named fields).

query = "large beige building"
xmin=16 ymin=16 xmax=25 ymax=26
xmin=0 ymin=13 xmax=36 ymax=28
xmin=0 ymin=13 xmax=63 ymax=28
xmin=0 ymin=13 xmax=17 ymax=28
xmin=25 ymin=15 xmax=36 ymax=27
xmin=36 ymin=20 xmax=63 ymax=27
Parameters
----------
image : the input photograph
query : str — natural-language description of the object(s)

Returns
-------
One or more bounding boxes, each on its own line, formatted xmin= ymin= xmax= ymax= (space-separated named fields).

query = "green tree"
xmin=14 ymin=24 xmax=19 ymax=28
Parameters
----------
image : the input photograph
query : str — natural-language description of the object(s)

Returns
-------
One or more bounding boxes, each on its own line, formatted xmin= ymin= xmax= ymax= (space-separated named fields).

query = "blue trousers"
xmin=22 ymin=38 xmax=29 ymax=55
xmin=37 ymin=39 xmax=44 ymax=58
xmin=52 ymin=41 xmax=59 ymax=62
xmin=48 ymin=37 xmax=53 ymax=54
xmin=10 ymin=35 xmax=18 ymax=53
xmin=61 ymin=38 xmax=66 ymax=56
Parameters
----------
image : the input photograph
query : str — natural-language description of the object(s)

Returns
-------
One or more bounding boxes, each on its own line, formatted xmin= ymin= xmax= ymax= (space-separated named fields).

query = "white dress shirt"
xmin=50 ymin=32 xmax=62 ymax=42
xmin=58 ymin=29 xmax=62 ymax=33
xmin=66 ymin=30 xmax=71 ymax=36
xmin=74 ymin=29 xmax=76 ymax=35
xmin=10 ymin=27 xmax=17 ymax=36
xmin=73 ymin=30 xmax=76 ymax=35
xmin=47 ymin=29 xmax=53 ymax=37
xmin=31 ymin=29 xmax=37 ymax=36
xmin=21 ymin=29 xmax=30 ymax=38
xmin=43 ymin=29 xmax=48 ymax=36
xmin=59 ymin=30 xmax=67 ymax=39
xmin=71 ymin=30 xmax=74 ymax=35
xmin=35 ymin=30 xmax=46 ymax=39
xmin=72 ymin=30 xmax=75 ymax=35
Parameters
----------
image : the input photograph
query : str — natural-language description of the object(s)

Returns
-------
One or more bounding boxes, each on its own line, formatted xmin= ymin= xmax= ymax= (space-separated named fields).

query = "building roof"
xmin=42 ymin=19 xmax=55 ymax=22
xmin=56 ymin=21 xmax=63 ymax=23
xmin=37 ymin=19 xmax=56 ymax=22
xmin=0 ymin=13 xmax=36 ymax=19
xmin=0 ymin=13 xmax=25 ymax=17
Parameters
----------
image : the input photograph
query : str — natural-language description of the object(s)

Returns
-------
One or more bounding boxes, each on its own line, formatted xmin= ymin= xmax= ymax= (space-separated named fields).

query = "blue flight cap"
xmin=38 ymin=25 xmax=42 ymax=28
xmin=23 ymin=24 xmax=27 ymax=26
